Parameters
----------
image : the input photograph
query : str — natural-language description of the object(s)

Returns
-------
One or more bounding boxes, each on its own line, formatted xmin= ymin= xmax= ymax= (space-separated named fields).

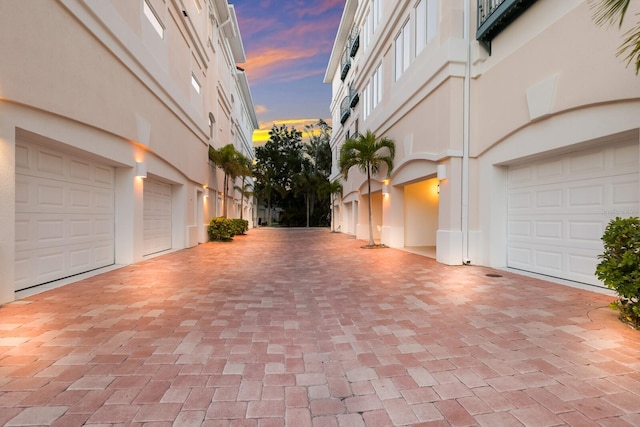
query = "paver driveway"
xmin=1 ymin=228 xmax=640 ymax=426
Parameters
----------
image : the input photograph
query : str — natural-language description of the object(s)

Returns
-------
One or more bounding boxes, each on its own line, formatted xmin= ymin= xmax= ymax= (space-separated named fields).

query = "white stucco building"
xmin=325 ymin=0 xmax=640 ymax=289
xmin=0 ymin=0 xmax=258 ymax=303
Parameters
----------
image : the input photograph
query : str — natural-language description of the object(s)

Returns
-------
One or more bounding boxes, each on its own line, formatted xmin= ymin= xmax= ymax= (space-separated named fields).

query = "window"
xmin=143 ymin=0 xmax=164 ymax=39
xmin=363 ymin=0 xmax=380 ymax=51
xmin=416 ymin=0 xmax=438 ymax=55
xmin=363 ymin=83 xmax=371 ymax=120
xmin=372 ymin=0 xmax=381 ymax=31
xmin=363 ymin=64 xmax=381 ymax=120
xmin=395 ymin=21 xmax=410 ymax=81
xmin=372 ymin=64 xmax=382 ymax=108
xmin=191 ymin=73 xmax=201 ymax=94
xmin=362 ymin=14 xmax=370 ymax=50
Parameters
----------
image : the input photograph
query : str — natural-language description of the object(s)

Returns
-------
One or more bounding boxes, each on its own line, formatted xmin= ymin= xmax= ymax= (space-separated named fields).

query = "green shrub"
xmin=596 ymin=216 xmax=640 ymax=328
xmin=230 ymin=218 xmax=249 ymax=235
xmin=207 ymin=217 xmax=235 ymax=241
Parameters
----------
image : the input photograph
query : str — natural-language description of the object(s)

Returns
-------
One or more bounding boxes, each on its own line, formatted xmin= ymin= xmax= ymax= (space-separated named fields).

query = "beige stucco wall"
xmin=0 ymin=0 xmax=256 ymax=303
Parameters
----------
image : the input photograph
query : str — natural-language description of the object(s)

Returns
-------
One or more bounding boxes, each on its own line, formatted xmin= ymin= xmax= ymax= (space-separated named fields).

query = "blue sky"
xmin=233 ymin=0 xmax=344 ymax=144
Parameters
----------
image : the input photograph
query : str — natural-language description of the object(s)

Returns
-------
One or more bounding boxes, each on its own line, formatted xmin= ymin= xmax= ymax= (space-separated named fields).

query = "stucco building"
xmin=0 ymin=0 xmax=258 ymax=303
xmin=325 ymin=0 xmax=640 ymax=289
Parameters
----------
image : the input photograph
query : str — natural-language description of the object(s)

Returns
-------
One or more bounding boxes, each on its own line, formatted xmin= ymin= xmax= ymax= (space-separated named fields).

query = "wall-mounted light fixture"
xmin=437 ymin=164 xmax=446 ymax=181
xmin=381 ymin=179 xmax=390 ymax=196
xmin=204 ymin=187 xmax=209 ymax=197
xmin=135 ymin=161 xmax=147 ymax=178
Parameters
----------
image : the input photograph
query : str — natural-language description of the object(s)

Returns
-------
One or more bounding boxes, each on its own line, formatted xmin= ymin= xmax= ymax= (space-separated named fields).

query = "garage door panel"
xmin=16 ymin=176 xmax=114 ymax=214
xmin=614 ymin=143 xmax=640 ymax=169
xmin=568 ymin=254 xmax=599 ymax=282
xmin=37 ymin=150 xmax=65 ymax=176
xmin=535 ymin=249 xmax=563 ymax=273
xmin=569 ymin=150 xmax=605 ymax=175
xmin=16 ymin=214 xmax=114 ymax=250
xmin=568 ymin=184 xmax=604 ymax=208
xmin=507 ymin=246 xmax=532 ymax=267
xmin=535 ymin=221 xmax=562 ymax=239
xmin=15 ymin=140 xmax=115 ymax=291
xmin=508 ymin=220 xmax=531 ymax=238
xmin=508 ymin=192 xmax=532 ymax=210
xmin=568 ymin=221 xmax=604 ymax=244
xmin=612 ymin=177 xmax=639 ymax=206
xmin=143 ymin=179 xmax=172 ymax=256
xmin=536 ymin=189 xmax=562 ymax=208
xmin=508 ymin=140 xmax=639 ymax=287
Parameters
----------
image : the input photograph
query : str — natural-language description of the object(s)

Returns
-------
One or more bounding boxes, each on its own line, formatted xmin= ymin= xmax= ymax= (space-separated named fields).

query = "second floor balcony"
xmin=349 ymin=85 xmax=359 ymax=108
xmin=340 ymin=50 xmax=351 ymax=81
xmin=477 ymin=0 xmax=537 ymax=53
xmin=349 ymin=27 xmax=360 ymax=58
xmin=340 ymin=96 xmax=351 ymax=125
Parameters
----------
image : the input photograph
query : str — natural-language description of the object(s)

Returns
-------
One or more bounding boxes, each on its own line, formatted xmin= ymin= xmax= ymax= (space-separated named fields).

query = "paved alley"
xmin=1 ymin=228 xmax=639 ymax=426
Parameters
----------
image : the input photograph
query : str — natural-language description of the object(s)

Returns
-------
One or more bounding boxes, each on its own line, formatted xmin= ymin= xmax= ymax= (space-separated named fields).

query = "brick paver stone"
xmin=1 ymin=228 xmax=639 ymax=426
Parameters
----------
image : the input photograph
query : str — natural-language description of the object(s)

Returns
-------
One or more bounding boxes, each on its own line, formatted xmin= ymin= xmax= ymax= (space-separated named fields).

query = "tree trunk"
xmin=367 ymin=166 xmax=374 ymax=246
xmin=222 ymin=173 xmax=228 ymax=218
xmin=330 ymin=194 xmax=334 ymax=232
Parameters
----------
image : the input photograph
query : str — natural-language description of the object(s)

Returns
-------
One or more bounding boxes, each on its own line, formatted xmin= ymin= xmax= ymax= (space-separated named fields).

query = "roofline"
xmin=236 ymin=68 xmax=259 ymax=129
xmin=323 ymin=0 xmax=357 ymax=84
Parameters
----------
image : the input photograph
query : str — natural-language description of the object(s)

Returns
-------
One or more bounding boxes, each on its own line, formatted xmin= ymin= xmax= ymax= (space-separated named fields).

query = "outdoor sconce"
xmin=204 ymin=187 xmax=209 ymax=197
xmin=382 ymin=183 xmax=389 ymax=196
xmin=437 ymin=164 xmax=446 ymax=181
xmin=135 ymin=161 xmax=147 ymax=178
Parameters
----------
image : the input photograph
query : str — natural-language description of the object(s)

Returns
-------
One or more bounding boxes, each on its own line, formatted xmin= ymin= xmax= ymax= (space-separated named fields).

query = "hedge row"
xmin=207 ymin=217 xmax=248 ymax=241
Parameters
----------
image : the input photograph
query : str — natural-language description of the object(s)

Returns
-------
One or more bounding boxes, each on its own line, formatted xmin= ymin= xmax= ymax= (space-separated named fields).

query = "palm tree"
xmin=209 ymin=144 xmax=241 ymax=218
xmin=591 ymin=0 xmax=640 ymax=74
xmin=234 ymin=181 xmax=253 ymax=220
xmin=327 ymin=180 xmax=343 ymax=232
xmin=234 ymin=154 xmax=253 ymax=220
xmin=339 ymin=130 xmax=395 ymax=247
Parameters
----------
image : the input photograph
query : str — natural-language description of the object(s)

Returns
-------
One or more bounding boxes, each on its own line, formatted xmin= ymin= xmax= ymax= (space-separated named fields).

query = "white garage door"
xmin=143 ymin=178 xmax=172 ymax=256
xmin=15 ymin=141 xmax=115 ymax=291
xmin=507 ymin=140 xmax=639 ymax=287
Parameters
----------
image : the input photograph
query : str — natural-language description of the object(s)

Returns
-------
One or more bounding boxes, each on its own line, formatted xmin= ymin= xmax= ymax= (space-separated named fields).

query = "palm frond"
xmin=591 ymin=0 xmax=631 ymax=27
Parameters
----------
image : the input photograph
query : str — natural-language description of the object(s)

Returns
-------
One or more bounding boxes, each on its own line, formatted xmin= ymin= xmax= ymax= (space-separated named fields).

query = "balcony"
xmin=349 ymin=27 xmax=360 ymax=58
xmin=340 ymin=50 xmax=351 ymax=81
xmin=476 ymin=0 xmax=537 ymax=53
xmin=348 ymin=85 xmax=359 ymax=108
xmin=340 ymin=96 xmax=351 ymax=125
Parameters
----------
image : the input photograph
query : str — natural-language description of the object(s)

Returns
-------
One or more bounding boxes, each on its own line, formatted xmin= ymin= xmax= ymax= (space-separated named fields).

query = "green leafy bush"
xmin=207 ymin=217 xmax=235 ymax=241
xmin=230 ymin=218 xmax=249 ymax=236
xmin=596 ymin=216 xmax=640 ymax=328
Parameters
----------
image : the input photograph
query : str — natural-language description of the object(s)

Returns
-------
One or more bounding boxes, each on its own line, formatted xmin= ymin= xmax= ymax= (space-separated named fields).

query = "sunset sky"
xmin=234 ymin=0 xmax=344 ymax=145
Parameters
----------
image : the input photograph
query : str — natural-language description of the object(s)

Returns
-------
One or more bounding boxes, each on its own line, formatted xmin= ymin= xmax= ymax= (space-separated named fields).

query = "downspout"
xmin=462 ymin=0 xmax=471 ymax=265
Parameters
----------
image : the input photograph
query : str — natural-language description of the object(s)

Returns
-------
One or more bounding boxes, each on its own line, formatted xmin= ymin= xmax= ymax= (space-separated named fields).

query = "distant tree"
xmin=305 ymin=119 xmax=332 ymax=176
xmin=339 ymin=130 xmax=395 ymax=247
xmin=591 ymin=0 xmax=640 ymax=74
xmin=255 ymin=125 xmax=305 ymax=225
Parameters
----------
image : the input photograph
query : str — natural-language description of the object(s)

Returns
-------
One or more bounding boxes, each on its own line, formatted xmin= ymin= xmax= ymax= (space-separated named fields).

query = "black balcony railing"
xmin=476 ymin=0 xmax=537 ymax=53
xmin=349 ymin=27 xmax=360 ymax=58
xmin=340 ymin=96 xmax=351 ymax=125
xmin=340 ymin=50 xmax=351 ymax=81
xmin=348 ymin=85 xmax=359 ymax=108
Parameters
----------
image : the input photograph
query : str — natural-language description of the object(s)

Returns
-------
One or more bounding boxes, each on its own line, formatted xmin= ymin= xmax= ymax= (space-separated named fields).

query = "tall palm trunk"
xmin=367 ymin=165 xmax=374 ymax=246
xmin=223 ymin=173 xmax=229 ymax=218
xmin=330 ymin=194 xmax=334 ymax=232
